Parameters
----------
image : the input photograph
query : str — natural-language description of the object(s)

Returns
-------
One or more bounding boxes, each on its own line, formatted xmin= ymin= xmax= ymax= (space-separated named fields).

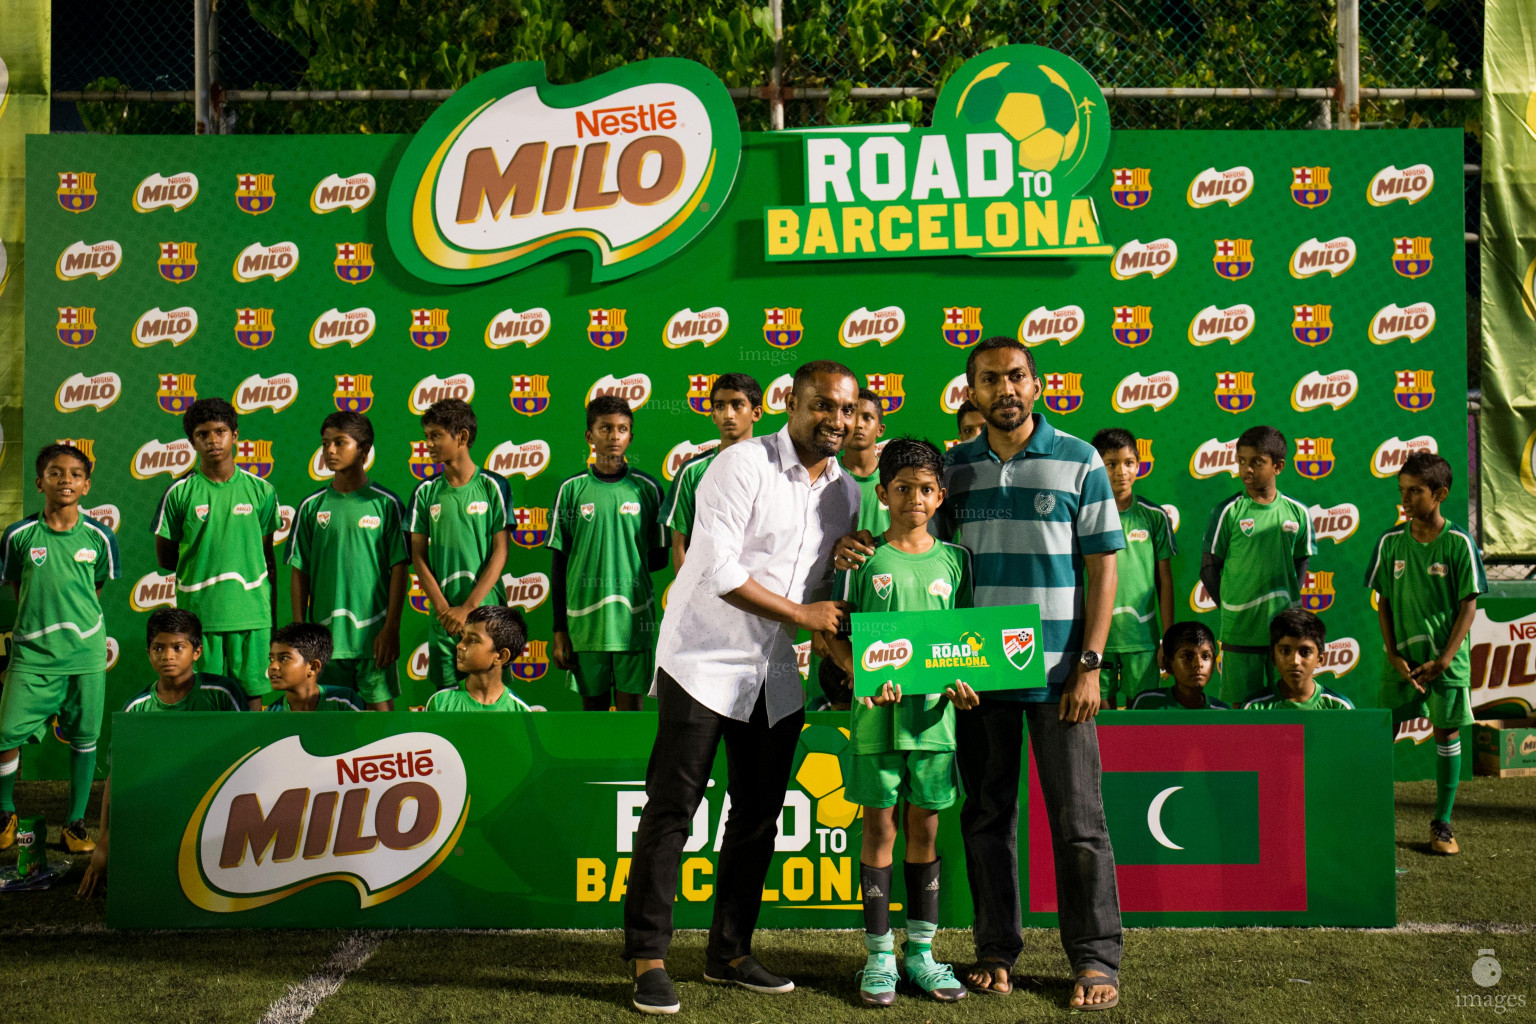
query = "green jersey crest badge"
xmin=29 ymin=546 xmax=46 ymax=566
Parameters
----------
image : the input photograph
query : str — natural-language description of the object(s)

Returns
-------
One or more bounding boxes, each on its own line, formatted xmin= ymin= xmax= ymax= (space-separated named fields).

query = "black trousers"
xmin=621 ymin=669 xmax=804 ymax=962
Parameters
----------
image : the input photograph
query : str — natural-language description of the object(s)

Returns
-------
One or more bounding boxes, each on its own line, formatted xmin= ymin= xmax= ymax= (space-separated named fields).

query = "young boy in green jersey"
xmin=1363 ymin=452 xmax=1486 ymax=855
xmin=0 ymin=444 xmax=120 ymax=854
xmin=842 ymin=388 xmax=890 ymax=536
xmin=426 ymin=606 xmax=534 ymax=712
xmin=1242 ymin=609 xmax=1354 ymax=711
xmin=1200 ymin=425 xmax=1317 ymax=706
xmin=1093 ymin=429 xmax=1175 ymax=707
xmin=820 ymin=437 xmax=979 ymax=1007
xmin=288 ymin=411 xmax=409 ymax=710
xmin=407 ymin=398 xmax=512 ymax=691
xmin=153 ymin=398 xmax=278 ymax=709
xmin=550 ymin=396 xmax=667 ymax=712
xmin=662 ymin=373 xmax=762 ymax=572
xmin=953 ymin=400 xmax=986 ymax=448
xmin=77 ymin=608 xmax=242 ymax=899
xmin=1130 ymin=622 xmax=1231 ymax=710
xmin=266 ymin=622 xmax=361 ymax=712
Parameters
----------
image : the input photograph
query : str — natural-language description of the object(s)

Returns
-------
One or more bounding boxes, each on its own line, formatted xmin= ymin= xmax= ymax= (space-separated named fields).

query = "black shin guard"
xmin=904 ymin=857 xmax=941 ymax=926
xmin=860 ymin=862 xmax=893 ymax=935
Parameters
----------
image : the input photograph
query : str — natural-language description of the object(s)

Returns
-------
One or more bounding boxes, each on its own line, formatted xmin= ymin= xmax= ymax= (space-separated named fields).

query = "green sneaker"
xmin=857 ymin=951 xmax=899 ymax=1006
xmin=904 ymin=950 xmax=967 ymax=1002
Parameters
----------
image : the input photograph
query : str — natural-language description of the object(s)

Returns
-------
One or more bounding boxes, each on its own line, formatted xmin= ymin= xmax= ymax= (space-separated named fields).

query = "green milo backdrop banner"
xmin=12 ymin=49 xmax=1484 ymax=783
xmin=108 ymin=711 xmax=1394 ymax=928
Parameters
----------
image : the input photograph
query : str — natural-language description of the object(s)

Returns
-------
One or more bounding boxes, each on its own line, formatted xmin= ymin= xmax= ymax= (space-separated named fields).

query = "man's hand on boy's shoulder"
xmin=833 ymin=530 xmax=877 ymax=571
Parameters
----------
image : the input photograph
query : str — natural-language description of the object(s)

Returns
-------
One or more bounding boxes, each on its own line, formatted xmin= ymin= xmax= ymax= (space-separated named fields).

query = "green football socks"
xmin=68 ymin=747 xmax=96 ymax=822
xmin=0 ymin=755 xmax=17 ymax=814
xmin=1434 ymin=737 xmax=1461 ymax=823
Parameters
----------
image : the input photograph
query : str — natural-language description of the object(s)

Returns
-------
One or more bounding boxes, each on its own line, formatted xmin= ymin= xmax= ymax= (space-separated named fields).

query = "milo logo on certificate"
xmin=851 ymin=604 xmax=1047 ymax=697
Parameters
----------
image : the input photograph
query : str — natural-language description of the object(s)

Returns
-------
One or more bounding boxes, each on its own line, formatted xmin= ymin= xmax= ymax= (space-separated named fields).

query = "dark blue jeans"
xmin=955 ymin=699 xmax=1122 ymax=976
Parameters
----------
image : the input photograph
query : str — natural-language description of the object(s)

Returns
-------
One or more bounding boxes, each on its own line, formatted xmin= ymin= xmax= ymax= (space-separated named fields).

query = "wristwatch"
xmin=1078 ymin=650 xmax=1102 ymax=671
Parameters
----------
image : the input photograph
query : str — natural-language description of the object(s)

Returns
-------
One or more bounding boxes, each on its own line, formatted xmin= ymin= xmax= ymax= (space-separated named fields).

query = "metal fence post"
xmin=194 ymin=0 xmax=210 ymax=133
xmin=1336 ymin=0 xmax=1360 ymax=129
xmin=209 ymin=0 xmax=223 ymax=133
xmin=770 ymin=0 xmax=784 ymax=131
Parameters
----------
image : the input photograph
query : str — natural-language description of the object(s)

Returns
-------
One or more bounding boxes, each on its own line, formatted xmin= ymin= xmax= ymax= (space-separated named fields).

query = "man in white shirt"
xmin=623 ymin=360 xmax=861 ymax=1015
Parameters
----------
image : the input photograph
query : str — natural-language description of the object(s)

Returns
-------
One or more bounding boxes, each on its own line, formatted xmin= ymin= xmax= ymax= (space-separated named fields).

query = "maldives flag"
xmin=1028 ymin=723 xmax=1306 ymax=913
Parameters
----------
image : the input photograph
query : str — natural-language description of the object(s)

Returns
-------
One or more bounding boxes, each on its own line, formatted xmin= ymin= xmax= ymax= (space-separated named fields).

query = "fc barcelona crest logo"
xmin=511 ymin=639 xmax=549 ymax=682
xmin=1394 ymin=369 xmax=1435 ymax=412
xmin=1001 ymin=627 xmax=1035 ymax=671
xmin=1214 ymin=371 xmax=1255 ymax=414
xmin=511 ymin=507 xmax=550 ymax=549
xmin=408 ymin=441 xmax=443 ymax=480
xmin=234 ymin=439 xmax=275 ymax=478
xmin=1112 ymin=306 xmax=1153 ymax=347
xmin=156 ymin=373 xmax=197 ymax=414
xmin=510 ymin=374 xmax=550 ymax=416
xmin=1392 ymin=236 xmax=1433 ymax=278
xmin=588 ymin=308 xmax=627 ymax=348
xmin=54 ymin=438 xmax=95 ymax=466
xmin=1110 ymin=168 xmax=1151 ymax=209
xmin=157 ymin=241 xmax=198 ymax=283
xmin=234 ymin=308 xmax=274 ymax=349
xmin=1301 ymin=570 xmax=1335 ymax=613
xmin=1135 ymin=438 xmax=1154 ymax=478
xmin=334 ymin=242 xmax=374 ymax=284
xmin=1294 ymin=437 xmax=1335 ymax=479
xmin=763 ymin=307 xmax=803 ymax=348
xmin=687 ymin=373 xmax=720 ymax=415
xmin=942 ymin=306 xmax=983 ymax=348
xmin=408 ymin=573 xmax=431 ymax=614
xmin=333 ymin=373 xmax=373 ymax=413
xmin=866 ymin=373 xmax=904 ymax=415
xmin=1043 ymin=372 xmax=1083 ymax=414
xmin=57 ymin=307 xmax=97 ymax=347
xmin=57 ymin=172 xmax=97 ymax=213
xmin=410 ymin=308 xmax=450 ymax=349
xmin=1292 ymin=304 xmax=1332 ymax=346
xmin=1213 ymin=238 xmax=1253 ymax=280
xmin=235 ymin=173 xmax=276 ymax=214
xmin=1291 ymin=166 xmax=1331 ymax=207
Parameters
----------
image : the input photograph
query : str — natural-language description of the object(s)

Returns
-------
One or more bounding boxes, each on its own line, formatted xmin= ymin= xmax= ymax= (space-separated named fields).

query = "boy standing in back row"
xmin=408 ymin=398 xmax=512 ymax=691
xmin=841 ymin=388 xmax=890 ymax=536
xmin=1364 ymin=452 xmax=1486 ymax=855
xmin=662 ymin=373 xmax=761 ymax=572
xmin=0 ymin=444 xmax=120 ymax=853
xmin=288 ymin=411 xmax=409 ymax=710
xmin=1201 ymin=425 xmax=1316 ymax=706
xmin=154 ymin=398 xmax=279 ymax=708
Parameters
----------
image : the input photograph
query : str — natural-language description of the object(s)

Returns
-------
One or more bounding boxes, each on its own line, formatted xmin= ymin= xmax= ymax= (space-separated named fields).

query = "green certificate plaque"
xmin=850 ymin=604 xmax=1048 ymax=697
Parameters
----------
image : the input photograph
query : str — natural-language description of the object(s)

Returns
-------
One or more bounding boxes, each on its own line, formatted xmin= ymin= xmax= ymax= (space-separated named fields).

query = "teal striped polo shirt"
xmin=934 ymin=414 xmax=1125 ymax=701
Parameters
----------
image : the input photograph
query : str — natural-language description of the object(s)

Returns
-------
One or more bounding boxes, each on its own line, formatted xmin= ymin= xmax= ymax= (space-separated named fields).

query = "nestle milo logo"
xmin=387 ymin=58 xmax=741 ymax=284
xmin=179 ymin=733 xmax=468 ymax=912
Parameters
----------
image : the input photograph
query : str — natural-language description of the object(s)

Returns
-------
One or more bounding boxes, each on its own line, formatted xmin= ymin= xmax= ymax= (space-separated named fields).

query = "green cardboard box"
xmin=1473 ymin=719 xmax=1536 ymax=778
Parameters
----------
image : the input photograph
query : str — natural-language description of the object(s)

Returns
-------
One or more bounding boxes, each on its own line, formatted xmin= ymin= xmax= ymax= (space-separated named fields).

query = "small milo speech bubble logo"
xmin=862 ymin=639 xmax=913 ymax=673
xmin=388 ymin=59 xmax=742 ymax=284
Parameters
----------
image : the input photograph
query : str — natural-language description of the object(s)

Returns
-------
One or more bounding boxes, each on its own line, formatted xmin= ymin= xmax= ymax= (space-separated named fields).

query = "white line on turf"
xmin=257 ymin=930 xmax=385 ymax=1024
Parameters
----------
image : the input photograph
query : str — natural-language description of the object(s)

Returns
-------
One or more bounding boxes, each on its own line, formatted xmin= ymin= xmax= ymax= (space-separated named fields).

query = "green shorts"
xmin=568 ymin=651 xmax=653 ymax=698
xmin=0 ymin=671 xmax=105 ymax=751
xmin=841 ymin=748 xmax=959 ymax=811
xmin=1380 ymin=675 xmax=1475 ymax=730
xmin=1219 ymin=648 xmax=1277 ymax=707
xmin=322 ymin=656 xmax=401 ymax=706
xmin=1101 ymin=649 xmax=1160 ymax=706
xmin=203 ymin=628 xmax=273 ymax=701
xmin=426 ymin=629 xmax=465 ymax=692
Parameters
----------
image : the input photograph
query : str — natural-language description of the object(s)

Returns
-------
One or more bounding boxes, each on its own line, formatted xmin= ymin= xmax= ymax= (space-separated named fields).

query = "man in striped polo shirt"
xmin=837 ymin=337 xmax=1124 ymax=1010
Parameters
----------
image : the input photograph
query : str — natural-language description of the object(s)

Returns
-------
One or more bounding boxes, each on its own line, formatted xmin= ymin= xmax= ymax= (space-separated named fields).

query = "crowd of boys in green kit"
xmin=0 ymin=363 xmax=1486 ymax=1002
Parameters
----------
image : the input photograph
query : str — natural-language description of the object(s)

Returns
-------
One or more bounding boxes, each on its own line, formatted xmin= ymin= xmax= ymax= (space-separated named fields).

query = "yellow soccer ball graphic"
xmin=795 ymin=724 xmax=861 ymax=829
xmin=957 ymin=61 xmax=1087 ymax=174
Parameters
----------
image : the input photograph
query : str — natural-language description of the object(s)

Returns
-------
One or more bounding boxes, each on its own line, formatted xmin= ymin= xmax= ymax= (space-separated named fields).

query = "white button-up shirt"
xmin=655 ymin=425 xmax=860 ymax=725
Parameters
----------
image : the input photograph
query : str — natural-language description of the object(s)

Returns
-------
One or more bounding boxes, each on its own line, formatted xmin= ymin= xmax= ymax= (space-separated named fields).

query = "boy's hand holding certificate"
xmin=850 ymin=603 xmax=1048 ymax=698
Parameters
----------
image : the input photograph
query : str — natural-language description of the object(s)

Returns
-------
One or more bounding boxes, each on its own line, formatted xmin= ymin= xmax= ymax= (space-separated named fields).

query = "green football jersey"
xmin=1203 ymin=492 xmax=1316 ymax=646
xmin=1364 ymin=520 xmax=1486 ymax=686
xmin=835 ymin=537 xmax=973 ymax=754
xmin=286 ymin=482 xmax=409 ymax=659
xmin=265 ymin=685 xmax=362 ymax=712
xmin=1243 ymin=683 xmax=1354 ymax=710
xmin=1 ymin=512 xmax=119 ymax=673
xmin=1107 ymin=496 xmax=1176 ymax=653
xmin=549 ymin=465 xmax=665 ymax=651
xmin=848 ymin=469 xmax=891 ymax=536
xmin=1129 ymin=687 xmax=1230 ymax=710
xmin=153 ymin=469 xmax=279 ymax=632
xmin=659 ymin=450 xmax=716 ymax=538
xmin=425 ymin=686 xmax=532 ymax=712
xmin=122 ymin=672 xmax=245 ymax=713
xmin=406 ymin=469 xmax=512 ymax=614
